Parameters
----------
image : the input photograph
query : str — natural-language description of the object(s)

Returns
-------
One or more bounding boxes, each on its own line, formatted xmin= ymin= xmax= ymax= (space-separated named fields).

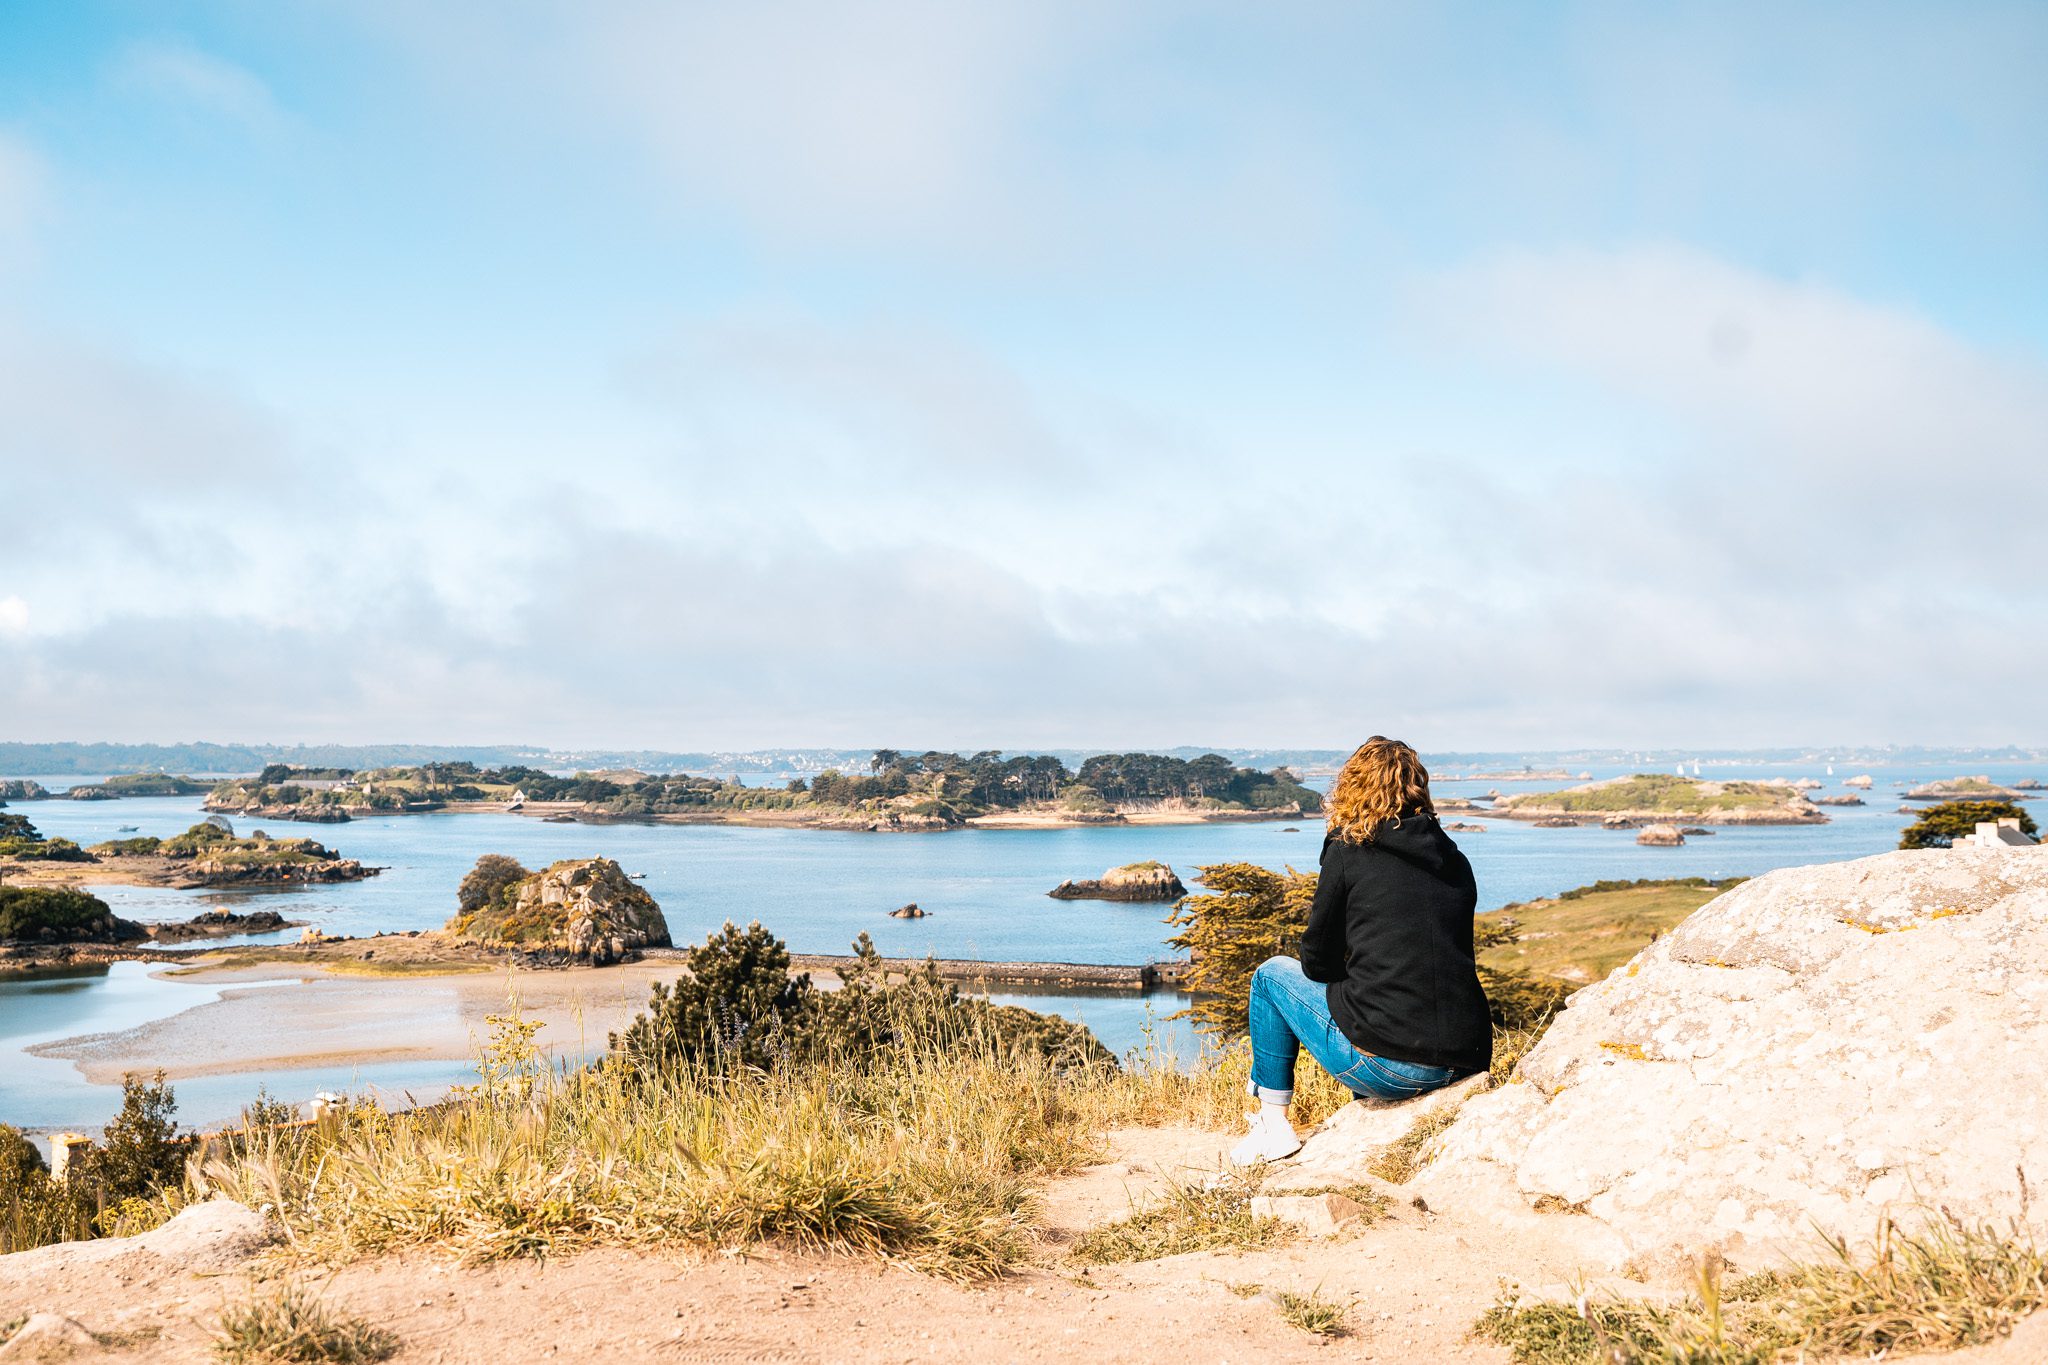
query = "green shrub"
xmin=0 ymin=1077 xmax=188 ymax=1252
xmin=160 ymin=822 xmax=237 ymax=856
xmin=611 ymin=924 xmax=1115 ymax=1077
xmin=91 ymin=836 xmax=164 ymax=856
xmin=456 ymin=854 xmax=529 ymax=914
xmin=1900 ymin=800 xmax=2038 ymax=849
xmin=0 ymin=832 xmax=93 ymax=862
xmin=612 ymin=921 xmax=813 ymax=1074
xmin=0 ymin=886 xmax=135 ymax=943
xmin=1164 ymin=863 xmax=1319 ymax=1037
xmin=87 ymin=1073 xmax=186 ymax=1209
xmin=0 ymin=1124 xmax=96 ymax=1254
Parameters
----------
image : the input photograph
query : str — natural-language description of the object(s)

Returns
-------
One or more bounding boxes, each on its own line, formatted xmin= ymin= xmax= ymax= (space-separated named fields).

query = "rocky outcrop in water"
xmin=147 ymin=909 xmax=297 ymax=941
xmin=1047 ymin=861 xmax=1187 ymax=902
xmin=1633 ymin=823 xmax=1684 ymax=846
xmin=1904 ymin=775 xmax=2031 ymax=802
xmin=447 ymin=857 xmax=671 ymax=964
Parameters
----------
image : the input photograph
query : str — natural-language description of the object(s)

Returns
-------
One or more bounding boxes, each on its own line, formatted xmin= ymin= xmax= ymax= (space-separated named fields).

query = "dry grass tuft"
xmin=1070 ymin=1169 xmax=1292 ymax=1264
xmin=1274 ymin=1286 xmax=1351 ymax=1336
xmin=1366 ymin=1103 xmax=1463 ymax=1183
xmin=191 ymin=1034 xmax=1089 ymax=1280
xmin=214 ymin=1283 xmax=397 ymax=1363
xmin=1475 ymin=1211 xmax=2048 ymax=1364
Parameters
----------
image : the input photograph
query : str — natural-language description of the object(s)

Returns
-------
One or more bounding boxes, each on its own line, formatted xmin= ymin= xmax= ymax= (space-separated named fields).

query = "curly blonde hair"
xmin=1326 ymin=736 xmax=1434 ymax=843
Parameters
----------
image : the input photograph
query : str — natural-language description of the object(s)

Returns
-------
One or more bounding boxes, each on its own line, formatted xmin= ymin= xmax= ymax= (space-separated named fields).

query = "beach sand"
xmin=28 ymin=957 xmax=687 ymax=1087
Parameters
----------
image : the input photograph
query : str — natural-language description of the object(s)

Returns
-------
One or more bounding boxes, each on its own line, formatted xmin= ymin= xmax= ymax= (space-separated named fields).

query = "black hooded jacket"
xmin=1299 ymin=814 xmax=1492 ymax=1074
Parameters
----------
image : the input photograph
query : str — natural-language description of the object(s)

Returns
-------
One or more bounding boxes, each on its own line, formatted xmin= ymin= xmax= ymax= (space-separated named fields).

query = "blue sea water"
xmin=2 ymin=761 xmax=2035 ymax=1133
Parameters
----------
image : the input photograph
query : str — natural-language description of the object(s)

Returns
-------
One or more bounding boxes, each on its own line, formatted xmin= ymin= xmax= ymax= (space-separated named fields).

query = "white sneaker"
xmin=1228 ymin=1110 xmax=1302 ymax=1166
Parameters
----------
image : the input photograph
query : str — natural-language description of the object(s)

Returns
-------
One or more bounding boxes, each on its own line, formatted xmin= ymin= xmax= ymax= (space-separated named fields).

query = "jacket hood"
xmin=1363 ymin=812 xmax=1455 ymax=874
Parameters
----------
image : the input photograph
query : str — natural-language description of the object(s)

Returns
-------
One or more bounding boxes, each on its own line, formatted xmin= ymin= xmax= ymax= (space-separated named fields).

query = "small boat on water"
xmin=117 ymin=825 xmax=139 ymax=832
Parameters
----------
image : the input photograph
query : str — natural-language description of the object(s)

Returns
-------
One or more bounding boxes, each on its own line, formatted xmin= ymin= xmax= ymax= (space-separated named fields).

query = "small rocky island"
xmin=1047 ymin=861 xmax=1187 ymax=902
xmin=0 ymin=817 xmax=379 ymax=890
xmin=201 ymin=751 xmax=1323 ymax=832
xmin=1490 ymin=773 xmax=1826 ymax=826
xmin=1903 ymin=775 xmax=2033 ymax=802
xmin=446 ymin=855 xmax=671 ymax=965
xmin=0 ymin=887 xmax=303 ymax=975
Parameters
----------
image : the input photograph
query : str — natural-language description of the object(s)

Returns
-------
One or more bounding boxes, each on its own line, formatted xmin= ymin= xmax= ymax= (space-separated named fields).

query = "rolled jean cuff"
xmin=1254 ymin=1085 xmax=1295 ymax=1105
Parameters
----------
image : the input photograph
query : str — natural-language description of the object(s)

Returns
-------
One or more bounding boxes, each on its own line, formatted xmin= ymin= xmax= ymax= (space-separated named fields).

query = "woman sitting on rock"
xmin=1231 ymin=735 xmax=1492 ymax=1166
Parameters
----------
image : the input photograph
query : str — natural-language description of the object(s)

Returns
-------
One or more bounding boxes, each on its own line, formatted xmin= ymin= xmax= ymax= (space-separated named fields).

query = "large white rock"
xmin=1418 ymin=845 xmax=2048 ymax=1270
xmin=1264 ymin=1071 xmax=1492 ymax=1192
xmin=0 ymin=1314 xmax=102 ymax=1361
xmin=0 ymin=1200 xmax=279 ymax=1284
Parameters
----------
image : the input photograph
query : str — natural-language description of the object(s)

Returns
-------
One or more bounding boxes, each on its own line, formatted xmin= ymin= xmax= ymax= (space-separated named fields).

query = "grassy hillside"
xmin=1479 ymin=877 xmax=1736 ymax=984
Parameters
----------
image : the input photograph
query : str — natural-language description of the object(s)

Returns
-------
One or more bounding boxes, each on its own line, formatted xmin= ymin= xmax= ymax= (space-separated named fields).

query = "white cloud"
xmin=107 ymin=40 xmax=282 ymax=129
xmin=360 ymin=1 xmax=1338 ymax=268
xmin=1413 ymin=244 xmax=2048 ymax=562
xmin=0 ymin=595 xmax=27 ymax=637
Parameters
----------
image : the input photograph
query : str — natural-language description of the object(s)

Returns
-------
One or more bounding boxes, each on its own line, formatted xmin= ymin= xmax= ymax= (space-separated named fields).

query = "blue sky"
xmin=2 ymin=2 xmax=2043 ymax=749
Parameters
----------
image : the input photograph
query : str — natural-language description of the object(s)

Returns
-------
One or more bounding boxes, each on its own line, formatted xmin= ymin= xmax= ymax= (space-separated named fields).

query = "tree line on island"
xmin=197 ymin=749 xmax=1322 ymax=824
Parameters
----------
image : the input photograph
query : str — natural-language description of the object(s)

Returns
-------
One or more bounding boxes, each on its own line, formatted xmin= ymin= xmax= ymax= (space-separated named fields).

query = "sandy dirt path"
xmin=5 ymin=1124 xmax=2046 ymax=1362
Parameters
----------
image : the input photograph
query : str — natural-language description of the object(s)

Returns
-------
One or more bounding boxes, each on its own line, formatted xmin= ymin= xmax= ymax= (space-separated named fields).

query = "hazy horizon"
xmin=4 ymin=4 xmax=2043 ymax=748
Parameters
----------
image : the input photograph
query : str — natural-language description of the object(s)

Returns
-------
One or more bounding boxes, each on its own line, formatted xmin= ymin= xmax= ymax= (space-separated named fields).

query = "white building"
xmin=1956 ymin=817 xmax=2038 ymax=849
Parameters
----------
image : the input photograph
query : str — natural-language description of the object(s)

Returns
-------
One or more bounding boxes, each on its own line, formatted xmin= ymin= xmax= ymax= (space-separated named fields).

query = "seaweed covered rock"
xmin=1048 ymin=861 xmax=1187 ymax=902
xmin=449 ymin=856 xmax=671 ymax=964
xmin=1416 ymin=844 xmax=2048 ymax=1269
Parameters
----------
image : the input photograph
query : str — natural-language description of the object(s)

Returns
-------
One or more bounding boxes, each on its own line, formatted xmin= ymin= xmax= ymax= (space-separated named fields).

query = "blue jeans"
xmin=1248 ymin=956 xmax=1461 ymax=1103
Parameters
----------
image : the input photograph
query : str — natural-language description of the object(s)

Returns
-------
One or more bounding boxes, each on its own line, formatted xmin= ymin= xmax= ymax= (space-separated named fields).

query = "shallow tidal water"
xmin=3 ymin=761 xmax=2035 ymax=1133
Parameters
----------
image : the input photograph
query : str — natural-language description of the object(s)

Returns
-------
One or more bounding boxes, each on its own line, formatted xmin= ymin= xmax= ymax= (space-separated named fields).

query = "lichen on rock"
xmin=447 ymin=857 xmax=671 ymax=964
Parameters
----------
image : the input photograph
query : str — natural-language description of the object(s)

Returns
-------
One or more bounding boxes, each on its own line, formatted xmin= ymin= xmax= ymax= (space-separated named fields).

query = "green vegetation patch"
xmin=0 ymin=885 xmax=134 ymax=943
xmin=151 ymin=823 xmax=345 ymax=866
xmin=1481 ymin=879 xmax=1735 ymax=983
xmin=613 ymin=923 xmax=1114 ymax=1075
xmin=91 ymin=835 xmax=164 ymax=856
xmin=90 ymin=773 xmax=212 ymax=796
xmin=0 ymin=814 xmax=93 ymax=862
xmin=1501 ymin=773 xmax=1796 ymax=814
